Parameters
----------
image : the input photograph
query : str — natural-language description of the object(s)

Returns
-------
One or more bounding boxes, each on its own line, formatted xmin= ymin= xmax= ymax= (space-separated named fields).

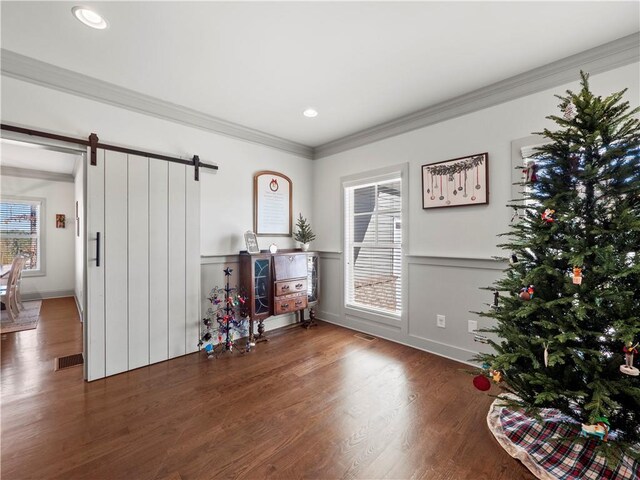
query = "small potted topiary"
xmin=293 ymin=213 xmax=316 ymax=251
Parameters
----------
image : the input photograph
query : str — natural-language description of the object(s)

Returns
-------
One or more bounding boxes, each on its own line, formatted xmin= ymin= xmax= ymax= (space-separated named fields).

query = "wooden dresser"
xmin=239 ymin=250 xmax=319 ymax=339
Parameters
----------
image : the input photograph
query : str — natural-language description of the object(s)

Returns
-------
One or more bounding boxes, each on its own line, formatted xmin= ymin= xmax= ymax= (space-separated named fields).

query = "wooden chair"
xmin=0 ymin=256 xmax=26 ymax=322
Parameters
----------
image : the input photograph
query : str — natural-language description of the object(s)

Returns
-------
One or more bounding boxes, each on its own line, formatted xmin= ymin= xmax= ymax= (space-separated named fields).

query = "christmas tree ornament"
xmin=572 ymin=266 xmax=583 ymax=285
xmin=581 ymin=417 xmax=610 ymax=442
xmin=522 ymin=161 xmax=538 ymax=183
xmin=620 ymin=341 xmax=639 ymax=376
xmin=492 ymin=290 xmax=499 ymax=309
xmin=541 ymin=208 xmax=555 ymax=223
xmin=563 ymin=103 xmax=576 ymax=121
xmin=510 ymin=254 xmax=518 ymax=264
xmin=473 ymin=375 xmax=491 ymax=391
xmin=510 ymin=207 xmax=520 ymax=223
xmin=519 ymin=285 xmax=534 ymax=301
xmin=490 ymin=369 xmax=503 ymax=383
xmin=569 ymin=154 xmax=580 ymax=173
xmin=543 ymin=342 xmax=549 ymax=367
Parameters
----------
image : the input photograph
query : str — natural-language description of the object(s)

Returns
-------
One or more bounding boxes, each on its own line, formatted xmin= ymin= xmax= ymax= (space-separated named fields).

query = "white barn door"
xmin=86 ymin=149 xmax=200 ymax=381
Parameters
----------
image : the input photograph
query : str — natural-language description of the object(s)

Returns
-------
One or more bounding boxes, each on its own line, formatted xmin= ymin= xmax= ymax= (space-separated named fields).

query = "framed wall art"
xmin=254 ymin=171 xmax=292 ymax=236
xmin=422 ymin=153 xmax=489 ymax=209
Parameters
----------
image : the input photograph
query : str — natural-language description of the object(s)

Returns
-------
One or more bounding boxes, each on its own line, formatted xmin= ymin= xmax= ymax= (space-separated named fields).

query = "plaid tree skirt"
xmin=487 ymin=398 xmax=639 ymax=480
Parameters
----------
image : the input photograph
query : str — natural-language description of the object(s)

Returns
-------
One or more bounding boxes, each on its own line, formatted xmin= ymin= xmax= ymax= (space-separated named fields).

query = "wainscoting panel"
xmin=317 ymin=252 xmax=504 ymax=365
xmin=407 ymin=260 xmax=501 ymax=357
xmin=315 ymin=252 xmax=342 ymax=324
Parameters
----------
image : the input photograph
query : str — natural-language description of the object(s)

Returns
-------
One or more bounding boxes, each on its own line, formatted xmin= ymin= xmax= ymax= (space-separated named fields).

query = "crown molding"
xmin=313 ymin=32 xmax=640 ymax=159
xmin=2 ymin=33 xmax=638 ymax=162
xmin=0 ymin=49 xmax=314 ymax=160
xmin=0 ymin=165 xmax=74 ymax=182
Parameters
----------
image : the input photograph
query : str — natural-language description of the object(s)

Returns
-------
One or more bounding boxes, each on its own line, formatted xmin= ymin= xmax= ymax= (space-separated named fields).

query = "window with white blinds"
xmin=344 ymin=176 xmax=402 ymax=316
xmin=0 ymin=198 xmax=43 ymax=272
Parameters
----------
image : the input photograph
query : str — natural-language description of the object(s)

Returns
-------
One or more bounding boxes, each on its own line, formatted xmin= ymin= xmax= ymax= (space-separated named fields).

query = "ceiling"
xmin=1 ymin=1 xmax=639 ymax=149
xmin=0 ymin=140 xmax=80 ymax=174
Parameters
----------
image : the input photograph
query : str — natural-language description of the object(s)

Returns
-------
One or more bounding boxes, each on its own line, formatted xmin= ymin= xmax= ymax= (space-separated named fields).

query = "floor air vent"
xmin=354 ymin=332 xmax=377 ymax=342
xmin=55 ymin=353 xmax=84 ymax=371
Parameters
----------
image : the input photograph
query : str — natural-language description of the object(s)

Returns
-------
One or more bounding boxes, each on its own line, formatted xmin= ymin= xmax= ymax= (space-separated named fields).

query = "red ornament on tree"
xmin=473 ymin=375 xmax=491 ymax=391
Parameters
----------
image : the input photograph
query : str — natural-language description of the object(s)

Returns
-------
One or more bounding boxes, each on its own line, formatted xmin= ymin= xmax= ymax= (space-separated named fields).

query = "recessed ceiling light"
xmin=303 ymin=108 xmax=318 ymax=118
xmin=72 ymin=6 xmax=108 ymax=30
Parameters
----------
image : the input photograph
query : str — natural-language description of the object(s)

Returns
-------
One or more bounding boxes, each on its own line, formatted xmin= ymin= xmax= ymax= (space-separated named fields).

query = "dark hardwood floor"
xmin=1 ymin=297 xmax=534 ymax=479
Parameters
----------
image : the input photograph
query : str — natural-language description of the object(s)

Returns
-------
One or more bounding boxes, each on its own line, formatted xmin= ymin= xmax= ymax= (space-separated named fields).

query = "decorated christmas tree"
xmin=198 ymin=267 xmax=249 ymax=357
xmin=476 ymin=72 xmax=640 ymax=457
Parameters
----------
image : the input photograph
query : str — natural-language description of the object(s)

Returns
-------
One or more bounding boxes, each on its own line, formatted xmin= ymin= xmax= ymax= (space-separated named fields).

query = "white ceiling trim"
xmin=314 ymin=32 xmax=640 ymax=159
xmin=1 ymin=32 xmax=638 ymax=161
xmin=0 ymin=165 xmax=74 ymax=183
xmin=0 ymin=49 xmax=314 ymax=160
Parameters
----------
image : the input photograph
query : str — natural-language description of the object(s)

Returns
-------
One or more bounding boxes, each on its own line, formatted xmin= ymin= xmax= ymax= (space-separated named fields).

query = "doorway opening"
xmin=1 ymin=135 xmax=87 ymax=379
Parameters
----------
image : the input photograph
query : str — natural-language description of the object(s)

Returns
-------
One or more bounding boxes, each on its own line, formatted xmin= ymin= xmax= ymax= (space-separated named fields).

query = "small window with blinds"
xmin=0 ymin=198 xmax=43 ymax=272
xmin=344 ymin=176 xmax=402 ymax=316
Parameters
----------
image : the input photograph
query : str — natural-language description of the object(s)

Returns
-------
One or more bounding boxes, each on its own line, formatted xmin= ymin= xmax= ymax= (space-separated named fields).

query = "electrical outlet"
xmin=468 ymin=320 xmax=478 ymax=334
xmin=437 ymin=314 xmax=446 ymax=328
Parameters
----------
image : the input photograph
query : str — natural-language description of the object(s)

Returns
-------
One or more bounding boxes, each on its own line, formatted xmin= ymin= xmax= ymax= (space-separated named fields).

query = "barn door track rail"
xmin=1 ymin=124 xmax=218 ymax=180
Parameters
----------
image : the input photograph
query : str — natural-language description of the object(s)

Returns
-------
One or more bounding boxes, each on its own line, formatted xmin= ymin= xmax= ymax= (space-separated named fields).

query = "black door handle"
xmin=96 ymin=232 xmax=101 ymax=267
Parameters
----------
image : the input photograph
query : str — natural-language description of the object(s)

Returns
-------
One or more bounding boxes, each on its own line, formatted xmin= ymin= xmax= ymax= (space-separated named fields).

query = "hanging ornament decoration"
xmin=569 ymin=154 xmax=580 ymax=173
xmin=541 ymin=208 xmax=555 ymax=223
xmin=473 ymin=375 xmax=491 ymax=391
xmin=510 ymin=254 xmax=519 ymax=264
xmin=581 ymin=417 xmax=610 ymax=442
xmin=620 ymin=341 xmax=639 ymax=376
xmin=563 ymin=102 xmax=576 ymax=121
xmin=510 ymin=207 xmax=520 ymax=223
xmin=522 ymin=161 xmax=538 ymax=183
xmin=543 ymin=342 xmax=549 ymax=367
xmin=491 ymin=290 xmax=500 ymax=310
xmin=490 ymin=369 xmax=503 ymax=383
xmin=572 ymin=266 xmax=583 ymax=285
xmin=519 ymin=285 xmax=535 ymax=301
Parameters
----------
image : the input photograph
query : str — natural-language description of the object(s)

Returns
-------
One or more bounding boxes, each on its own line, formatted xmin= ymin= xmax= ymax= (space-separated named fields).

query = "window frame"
xmin=341 ymin=163 xmax=408 ymax=326
xmin=511 ymin=134 xmax=547 ymax=207
xmin=0 ymin=195 xmax=46 ymax=277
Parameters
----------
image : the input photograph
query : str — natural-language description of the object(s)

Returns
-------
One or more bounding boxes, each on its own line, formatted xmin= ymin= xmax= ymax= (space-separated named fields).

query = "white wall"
xmin=0 ymin=175 xmax=76 ymax=298
xmin=0 ymin=77 xmax=314 ymax=257
xmin=1 ymin=76 xmax=314 ymax=334
xmin=312 ymin=63 xmax=640 ymax=364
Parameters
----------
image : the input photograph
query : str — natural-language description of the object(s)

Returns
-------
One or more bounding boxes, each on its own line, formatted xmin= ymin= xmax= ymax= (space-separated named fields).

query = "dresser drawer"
xmin=274 ymin=254 xmax=307 ymax=280
xmin=275 ymin=279 xmax=307 ymax=296
xmin=274 ymin=295 xmax=307 ymax=315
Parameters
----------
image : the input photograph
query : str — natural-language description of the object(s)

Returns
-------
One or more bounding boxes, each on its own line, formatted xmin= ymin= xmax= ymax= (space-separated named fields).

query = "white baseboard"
xmin=317 ymin=313 xmax=479 ymax=367
xmin=74 ymin=295 xmax=84 ymax=322
xmin=21 ymin=290 xmax=75 ymax=301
